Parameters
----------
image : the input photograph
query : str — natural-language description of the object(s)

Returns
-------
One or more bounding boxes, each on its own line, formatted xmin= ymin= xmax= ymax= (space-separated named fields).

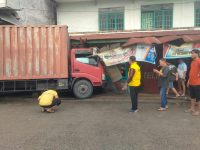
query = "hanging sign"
xmin=163 ymin=43 xmax=200 ymax=59
xmin=163 ymin=43 xmax=193 ymax=59
xmin=96 ymin=44 xmax=157 ymax=66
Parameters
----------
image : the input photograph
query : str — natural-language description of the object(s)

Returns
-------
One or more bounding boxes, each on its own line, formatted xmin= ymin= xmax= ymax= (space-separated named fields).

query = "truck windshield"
xmin=75 ymin=51 xmax=98 ymax=66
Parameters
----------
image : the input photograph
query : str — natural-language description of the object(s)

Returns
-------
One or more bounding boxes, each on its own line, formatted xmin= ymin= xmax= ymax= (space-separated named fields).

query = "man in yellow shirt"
xmin=127 ymin=56 xmax=141 ymax=112
xmin=38 ymin=90 xmax=61 ymax=113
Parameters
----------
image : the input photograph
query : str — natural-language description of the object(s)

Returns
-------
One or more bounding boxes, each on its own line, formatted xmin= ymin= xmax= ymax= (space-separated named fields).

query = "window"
xmin=99 ymin=7 xmax=124 ymax=31
xmin=75 ymin=50 xmax=98 ymax=67
xmin=195 ymin=1 xmax=200 ymax=27
xmin=76 ymin=57 xmax=98 ymax=66
xmin=141 ymin=4 xmax=173 ymax=30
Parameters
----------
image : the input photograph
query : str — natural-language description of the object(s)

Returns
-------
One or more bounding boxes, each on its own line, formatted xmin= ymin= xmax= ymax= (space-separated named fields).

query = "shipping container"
xmin=0 ymin=25 xmax=104 ymax=99
xmin=0 ymin=26 xmax=69 ymax=80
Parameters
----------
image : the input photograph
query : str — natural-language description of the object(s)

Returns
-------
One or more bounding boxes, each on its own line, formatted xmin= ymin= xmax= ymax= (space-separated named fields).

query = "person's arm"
xmin=127 ymin=68 xmax=135 ymax=83
xmin=198 ymin=60 xmax=200 ymax=77
xmin=153 ymin=69 xmax=167 ymax=77
xmin=187 ymin=79 xmax=190 ymax=87
xmin=53 ymin=91 xmax=59 ymax=99
xmin=175 ymin=73 xmax=178 ymax=81
xmin=154 ymin=67 xmax=169 ymax=77
xmin=183 ymin=64 xmax=187 ymax=79
xmin=173 ymin=68 xmax=178 ymax=80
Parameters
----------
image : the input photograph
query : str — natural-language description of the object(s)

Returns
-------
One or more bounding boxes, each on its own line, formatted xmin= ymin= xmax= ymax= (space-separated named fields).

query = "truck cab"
xmin=70 ymin=48 xmax=105 ymax=99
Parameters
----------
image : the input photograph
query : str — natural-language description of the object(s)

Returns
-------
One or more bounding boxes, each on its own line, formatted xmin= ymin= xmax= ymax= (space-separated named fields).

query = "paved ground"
xmin=0 ymin=93 xmax=200 ymax=150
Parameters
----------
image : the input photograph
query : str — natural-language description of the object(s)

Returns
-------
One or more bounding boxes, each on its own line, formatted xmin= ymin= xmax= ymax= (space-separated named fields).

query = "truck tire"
xmin=73 ymin=80 xmax=93 ymax=99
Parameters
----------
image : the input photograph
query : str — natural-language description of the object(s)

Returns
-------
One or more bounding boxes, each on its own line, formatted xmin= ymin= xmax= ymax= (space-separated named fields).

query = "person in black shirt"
xmin=153 ymin=58 xmax=170 ymax=111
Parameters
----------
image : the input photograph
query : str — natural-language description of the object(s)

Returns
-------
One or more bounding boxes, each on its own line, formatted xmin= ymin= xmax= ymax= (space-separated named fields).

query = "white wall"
xmin=173 ymin=1 xmax=194 ymax=28
xmin=0 ymin=0 xmax=6 ymax=7
xmin=57 ymin=0 xmax=199 ymax=32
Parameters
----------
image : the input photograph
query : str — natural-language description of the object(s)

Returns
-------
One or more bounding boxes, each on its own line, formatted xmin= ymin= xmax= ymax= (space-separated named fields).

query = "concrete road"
xmin=0 ymin=94 xmax=200 ymax=150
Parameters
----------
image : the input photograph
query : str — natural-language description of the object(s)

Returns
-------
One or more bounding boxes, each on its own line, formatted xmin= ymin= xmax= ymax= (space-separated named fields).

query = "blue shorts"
xmin=169 ymin=81 xmax=174 ymax=88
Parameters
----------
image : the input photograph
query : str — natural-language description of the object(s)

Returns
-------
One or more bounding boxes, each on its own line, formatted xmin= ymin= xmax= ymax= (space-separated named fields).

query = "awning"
xmin=0 ymin=7 xmax=20 ymax=25
xmin=122 ymin=35 xmax=200 ymax=47
xmin=158 ymin=36 xmax=182 ymax=43
xmin=182 ymin=35 xmax=200 ymax=43
xmin=71 ymin=29 xmax=200 ymax=47
xmin=70 ymin=29 xmax=200 ymax=41
xmin=122 ymin=37 xmax=161 ymax=47
xmin=0 ymin=13 xmax=20 ymax=25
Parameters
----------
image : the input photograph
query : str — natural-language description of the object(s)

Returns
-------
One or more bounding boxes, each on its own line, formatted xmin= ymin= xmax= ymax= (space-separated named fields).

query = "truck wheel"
xmin=73 ymin=80 xmax=93 ymax=99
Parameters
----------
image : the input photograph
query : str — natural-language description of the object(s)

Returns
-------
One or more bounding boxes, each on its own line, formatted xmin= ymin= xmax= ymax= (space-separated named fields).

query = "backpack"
xmin=168 ymin=65 xmax=177 ymax=81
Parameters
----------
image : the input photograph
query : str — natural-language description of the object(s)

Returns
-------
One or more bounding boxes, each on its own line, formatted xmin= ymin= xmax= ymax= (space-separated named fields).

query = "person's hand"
xmin=176 ymin=77 xmax=178 ymax=81
xmin=198 ymin=72 xmax=200 ymax=77
xmin=153 ymin=69 xmax=158 ymax=73
xmin=122 ymin=83 xmax=127 ymax=91
xmin=122 ymin=86 xmax=127 ymax=91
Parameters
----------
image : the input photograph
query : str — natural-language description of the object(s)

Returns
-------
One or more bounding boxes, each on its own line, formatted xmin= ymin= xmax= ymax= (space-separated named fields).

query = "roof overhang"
xmin=0 ymin=7 xmax=20 ymax=25
xmin=70 ymin=28 xmax=200 ymax=46
xmin=55 ymin=0 xmax=94 ymax=3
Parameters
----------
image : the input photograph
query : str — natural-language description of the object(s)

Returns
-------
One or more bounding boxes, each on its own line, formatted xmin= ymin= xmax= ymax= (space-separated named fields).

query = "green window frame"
xmin=141 ymin=4 xmax=173 ymax=30
xmin=99 ymin=7 xmax=124 ymax=31
xmin=195 ymin=1 xmax=200 ymax=27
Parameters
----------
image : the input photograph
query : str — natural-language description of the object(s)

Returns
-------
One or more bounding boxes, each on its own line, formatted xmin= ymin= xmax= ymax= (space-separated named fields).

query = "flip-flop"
xmin=157 ymin=107 xmax=167 ymax=111
xmin=192 ymin=111 xmax=200 ymax=116
xmin=46 ymin=110 xmax=55 ymax=113
xmin=184 ymin=109 xmax=195 ymax=113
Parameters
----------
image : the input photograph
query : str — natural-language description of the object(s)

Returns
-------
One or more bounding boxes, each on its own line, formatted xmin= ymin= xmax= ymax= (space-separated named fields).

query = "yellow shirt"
xmin=38 ymin=90 xmax=58 ymax=106
xmin=128 ymin=62 xmax=141 ymax=87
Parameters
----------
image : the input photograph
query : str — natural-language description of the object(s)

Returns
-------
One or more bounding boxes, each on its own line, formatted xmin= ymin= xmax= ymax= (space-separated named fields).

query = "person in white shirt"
xmin=177 ymin=59 xmax=187 ymax=96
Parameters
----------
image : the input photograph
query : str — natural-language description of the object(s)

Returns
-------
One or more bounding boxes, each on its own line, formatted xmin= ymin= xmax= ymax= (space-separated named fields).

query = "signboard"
xmin=136 ymin=44 xmax=157 ymax=64
xmin=163 ymin=43 xmax=200 ymax=59
xmin=96 ymin=44 xmax=157 ymax=66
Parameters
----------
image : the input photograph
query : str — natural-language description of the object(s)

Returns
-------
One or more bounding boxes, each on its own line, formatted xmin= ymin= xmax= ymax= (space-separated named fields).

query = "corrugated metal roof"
xmin=122 ymin=37 xmax=161 ymax=47
xmin=158 ymin=36 xmax=182 ymax=43
xmin=0 ymin=13 xmax=19 ymax=25
xmin=70 ymin=29 xmax=200 ymax=41
xmin=182 ymin=35 xmax=200 ymax=42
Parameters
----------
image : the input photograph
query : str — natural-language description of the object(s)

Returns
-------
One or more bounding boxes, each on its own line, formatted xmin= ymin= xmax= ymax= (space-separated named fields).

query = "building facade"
xmin=0 ymin=0 xmax=56 ymax=25
xmin=56 ymin=0 xmax=200 ymax=32
xmin=56 ymin=0 xmax=200 ymax=94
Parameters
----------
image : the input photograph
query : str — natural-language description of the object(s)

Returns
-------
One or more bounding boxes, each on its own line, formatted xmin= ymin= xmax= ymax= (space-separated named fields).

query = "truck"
xmin=0 ymin=25 xmax=104 ymax=99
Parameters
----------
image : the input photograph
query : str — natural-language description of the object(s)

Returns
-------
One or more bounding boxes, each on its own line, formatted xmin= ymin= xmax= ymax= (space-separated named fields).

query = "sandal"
xmin=158 ymin=107 xmax=167 ymax=111
xmin=184 ymin=109 xmax=195 ymax=113
xmin=42 ymin=108 xmax=47 ymax=112
xmin=192 ymin=111 xmax=200 ymax=116
xmin=46 ymin=109 xmax=55 ymax=113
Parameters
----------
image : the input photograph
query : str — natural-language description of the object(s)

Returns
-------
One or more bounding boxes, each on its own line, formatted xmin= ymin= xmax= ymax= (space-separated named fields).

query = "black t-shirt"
xmin=158 ymin=66 xmax=169 ymax=88
xmin=168 ymin=65 xmax=177 ymax=81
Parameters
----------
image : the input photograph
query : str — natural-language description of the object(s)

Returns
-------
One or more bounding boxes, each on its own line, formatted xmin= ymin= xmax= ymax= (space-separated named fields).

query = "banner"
xmin=136 ymin=44 xmax=157 ymax=64
xmin=163 ymin=43 xmax=200 ymax=59
xmin=96 ymin=44 xmax=156 ymax=66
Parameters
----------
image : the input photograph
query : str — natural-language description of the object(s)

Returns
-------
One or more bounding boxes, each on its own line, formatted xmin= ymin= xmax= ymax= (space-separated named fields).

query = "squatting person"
xmin=38 ymin=90 xmax=61 ymax=113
